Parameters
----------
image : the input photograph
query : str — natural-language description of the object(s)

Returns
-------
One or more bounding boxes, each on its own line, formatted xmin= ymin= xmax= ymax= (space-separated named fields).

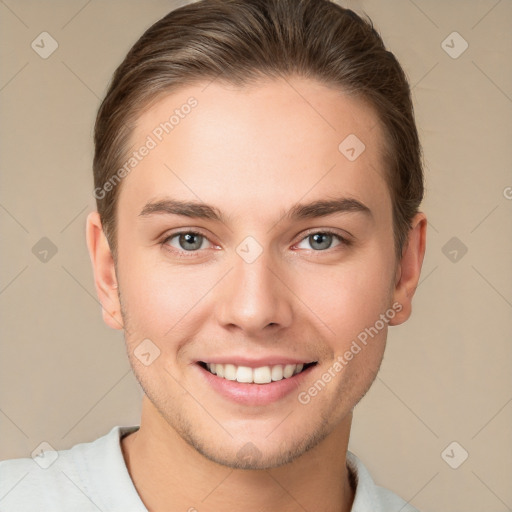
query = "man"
xmin=0 ymin=0 xmax=426 ymax=510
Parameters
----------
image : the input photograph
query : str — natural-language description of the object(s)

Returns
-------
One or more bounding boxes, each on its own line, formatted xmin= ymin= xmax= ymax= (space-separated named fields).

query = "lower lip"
xmin=196 ymin=364 xmax=316 ymax=406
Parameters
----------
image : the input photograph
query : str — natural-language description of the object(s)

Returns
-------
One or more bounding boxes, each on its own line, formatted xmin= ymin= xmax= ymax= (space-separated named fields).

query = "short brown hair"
xmin=93 ymin=0 xmax=424 ymax=261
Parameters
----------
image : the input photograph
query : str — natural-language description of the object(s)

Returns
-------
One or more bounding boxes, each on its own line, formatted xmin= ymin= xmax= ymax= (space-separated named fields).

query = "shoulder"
xmin=0 ymin=425 xmax=142 ymax=512
xmin=347 ymin=451 xmax=420 ymax=512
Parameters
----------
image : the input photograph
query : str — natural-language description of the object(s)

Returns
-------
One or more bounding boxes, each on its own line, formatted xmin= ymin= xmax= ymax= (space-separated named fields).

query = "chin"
xmin=176 ymin=420 xmax=332 ymax=470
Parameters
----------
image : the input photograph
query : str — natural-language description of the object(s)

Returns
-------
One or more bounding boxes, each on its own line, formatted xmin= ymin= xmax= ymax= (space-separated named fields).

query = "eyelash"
xmin=160 ymin=229 xmax=351 ymax=258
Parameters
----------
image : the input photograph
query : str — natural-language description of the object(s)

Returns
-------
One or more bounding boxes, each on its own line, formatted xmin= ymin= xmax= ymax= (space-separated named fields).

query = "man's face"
xmin=114 ymin=77 xmax=399 ymax=469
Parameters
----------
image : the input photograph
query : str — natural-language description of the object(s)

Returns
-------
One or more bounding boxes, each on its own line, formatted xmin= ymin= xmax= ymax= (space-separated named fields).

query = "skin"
xmin=86 ymin=76 xmax=426 ymax=512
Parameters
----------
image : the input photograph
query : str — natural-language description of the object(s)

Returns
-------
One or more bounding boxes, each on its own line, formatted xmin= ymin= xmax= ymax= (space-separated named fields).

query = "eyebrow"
xmin=138 ymin=196 xmax=372 ymax=222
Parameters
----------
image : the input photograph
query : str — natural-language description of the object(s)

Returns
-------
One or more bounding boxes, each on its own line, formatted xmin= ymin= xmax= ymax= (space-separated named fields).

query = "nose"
xmin=215 ymin=250 xmax=293 ymax=336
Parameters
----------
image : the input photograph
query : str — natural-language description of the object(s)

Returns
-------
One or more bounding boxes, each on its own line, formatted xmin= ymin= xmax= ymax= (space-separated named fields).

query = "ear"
xmin=86 ymin=211 xmax=124 ymax=330
xmin=389 ymin=212 xmax=427 ymax=326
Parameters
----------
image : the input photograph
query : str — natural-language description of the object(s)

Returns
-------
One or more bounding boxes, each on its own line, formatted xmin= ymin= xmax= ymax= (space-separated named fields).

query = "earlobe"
xmin=85 ymin=211 xmax=124 ymax=330
xmin=389 ymin=212 xmax=427 ymax=326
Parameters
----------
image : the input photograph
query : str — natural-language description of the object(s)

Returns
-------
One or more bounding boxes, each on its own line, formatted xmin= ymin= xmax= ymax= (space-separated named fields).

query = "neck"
xmin=122 ymin=396 xmax=355 ymax=512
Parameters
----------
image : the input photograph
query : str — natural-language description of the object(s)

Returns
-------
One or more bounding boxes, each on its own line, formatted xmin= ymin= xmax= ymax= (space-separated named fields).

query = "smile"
xmin=199 ymin=361 xmax=317 ymax=384
xmin=196 ymin=359 xmax=318 ymax=405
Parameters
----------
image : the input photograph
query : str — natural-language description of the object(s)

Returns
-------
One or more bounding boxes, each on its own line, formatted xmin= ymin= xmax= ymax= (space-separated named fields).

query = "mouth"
xmin=197 ymin=361 xmax=318 ymax=384
xmin=195 ymin=359 xmax=319 ymax=405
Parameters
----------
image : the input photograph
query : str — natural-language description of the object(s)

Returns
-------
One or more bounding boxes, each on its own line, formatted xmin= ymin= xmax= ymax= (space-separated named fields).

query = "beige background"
xmin=1 ymin=1 xmax=511 ymax=510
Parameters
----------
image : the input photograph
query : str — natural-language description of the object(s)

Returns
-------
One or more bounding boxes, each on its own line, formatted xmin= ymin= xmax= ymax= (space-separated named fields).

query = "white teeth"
xmin=253 ymin=366 xmax=272 ymax=384
xmin=236 ymin=366 xmax=253 ymax=383
xmin=271 ymin=365 xmax=283 ymax=381
xmin=283 ymin=364 xmax=295 ymax=378
xmin=224 ymin=364 xmax=237 ymax=381
xmin=204 ymin=362 xmax=308 ymax=383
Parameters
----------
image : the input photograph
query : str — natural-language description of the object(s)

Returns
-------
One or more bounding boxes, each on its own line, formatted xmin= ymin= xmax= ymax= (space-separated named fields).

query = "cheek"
xmin=292 ymin=247 xmax=395 ymax=347
xmin=117 ymin=250 xmax=215 ymax=337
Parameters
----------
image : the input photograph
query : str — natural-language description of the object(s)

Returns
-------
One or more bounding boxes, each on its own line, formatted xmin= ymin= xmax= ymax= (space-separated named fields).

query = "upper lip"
xmin=196 ymin=356 xmax=317 ymax=367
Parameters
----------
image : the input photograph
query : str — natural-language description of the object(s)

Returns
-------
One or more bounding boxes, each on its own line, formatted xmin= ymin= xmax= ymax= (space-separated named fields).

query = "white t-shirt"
xmin=0 ymin=425 xmax=419 ymax=511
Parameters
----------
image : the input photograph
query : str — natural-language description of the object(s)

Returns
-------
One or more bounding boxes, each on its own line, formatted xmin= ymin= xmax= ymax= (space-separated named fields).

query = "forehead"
xmin=119 ymin=77 xmax=390 ymax=223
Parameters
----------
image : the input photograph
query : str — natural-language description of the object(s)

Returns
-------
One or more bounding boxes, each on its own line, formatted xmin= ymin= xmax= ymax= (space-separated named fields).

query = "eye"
xmin=160 ymin=228 xmax=350 ymax=258
xmin=163 ymin=231 xmax=212 ymax=253
xmin=296 ymin=230 xmax=349 ymax=251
